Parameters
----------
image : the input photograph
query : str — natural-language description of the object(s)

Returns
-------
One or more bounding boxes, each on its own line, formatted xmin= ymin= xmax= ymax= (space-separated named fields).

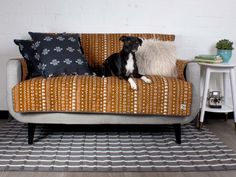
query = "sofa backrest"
xmin=80 ymin=33 xmax=175 ymax=68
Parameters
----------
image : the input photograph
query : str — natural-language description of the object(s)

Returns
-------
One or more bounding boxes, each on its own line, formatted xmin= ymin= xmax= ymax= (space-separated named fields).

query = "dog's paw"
xmin=131 ymin=83 xmax=138 ymax=90
xmin=128 ymin=78 xmax=138 ymax=90
xmin=145 ymin=78 xmax=152 ymax=84
xmin=141 ymin=76 xmax=152 ymax=84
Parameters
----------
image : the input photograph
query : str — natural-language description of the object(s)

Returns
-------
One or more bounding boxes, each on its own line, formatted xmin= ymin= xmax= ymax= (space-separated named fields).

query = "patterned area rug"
xmin=0 ymin=120 xmax=236 ymax=172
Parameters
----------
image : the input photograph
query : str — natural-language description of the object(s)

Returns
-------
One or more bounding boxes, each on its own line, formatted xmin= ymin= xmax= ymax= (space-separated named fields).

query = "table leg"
xmin=229 ymin=68 xmax=236 ymax=129
xmin=224 ymin=113 xmax=228 ymax=121
xmin=223 ymin=73 xmax=228 ymax=122
xmin=200 ymin=68 xmax=211 ymax=127
xmin=223 ymin=73 xmax=228 ymax=106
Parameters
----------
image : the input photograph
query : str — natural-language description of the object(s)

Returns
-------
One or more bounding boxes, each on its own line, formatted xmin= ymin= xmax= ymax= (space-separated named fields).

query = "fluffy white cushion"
xmin=136 ymin=39 xmax=177 ymax=77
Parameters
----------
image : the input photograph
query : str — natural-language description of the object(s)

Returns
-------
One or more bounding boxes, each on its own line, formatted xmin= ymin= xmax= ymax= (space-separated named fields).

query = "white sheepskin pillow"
xmin=136 ymin=39 xmax=177 ymax=77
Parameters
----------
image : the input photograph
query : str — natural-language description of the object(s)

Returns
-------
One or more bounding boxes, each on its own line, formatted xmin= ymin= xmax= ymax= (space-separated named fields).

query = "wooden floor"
xmin=0 ymin=117 xmax=236 ymax=177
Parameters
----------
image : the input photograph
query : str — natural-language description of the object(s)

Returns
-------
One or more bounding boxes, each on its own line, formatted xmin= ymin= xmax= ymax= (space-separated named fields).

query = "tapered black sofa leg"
xmin=174 ymin=124 xmax=181 ymax=144
xmin=28 ymin=123 xmax=36 ymax=145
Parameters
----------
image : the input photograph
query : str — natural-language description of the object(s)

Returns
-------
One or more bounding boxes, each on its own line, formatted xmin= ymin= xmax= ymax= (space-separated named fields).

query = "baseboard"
xmin=205 ymin=111 xmax=234 ymax=119
xmin=0 ymin=111 xmax=9 ymax=119
xmin=0 ymin=110 xmax=233 ymax=121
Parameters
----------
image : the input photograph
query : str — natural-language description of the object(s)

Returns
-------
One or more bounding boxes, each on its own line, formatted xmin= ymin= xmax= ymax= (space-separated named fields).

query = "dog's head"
xmin=119 ymin=36 xmax=142 ymax=53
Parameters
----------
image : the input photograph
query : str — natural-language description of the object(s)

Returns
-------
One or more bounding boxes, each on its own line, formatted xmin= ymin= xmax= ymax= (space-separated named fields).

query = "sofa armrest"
xmin=176 ymin=59 xmax=188 ymax=80
xmin=7 ymin=59 xmax=24 ymax=114
xmin=185 ymin=61 xmax=200 ymax=120
xmin=19 ymin=58 xmax=29 ymax=81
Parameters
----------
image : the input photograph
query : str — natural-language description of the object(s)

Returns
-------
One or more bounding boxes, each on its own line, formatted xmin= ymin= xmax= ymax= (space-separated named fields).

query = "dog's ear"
xmin=137 ymin=38 xmax=143 ymax=46
xmin=119 ymin=36 xmax=128 ymax=42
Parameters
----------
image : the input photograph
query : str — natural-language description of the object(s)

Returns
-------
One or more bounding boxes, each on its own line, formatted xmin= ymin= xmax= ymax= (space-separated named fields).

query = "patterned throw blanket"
xmin=13 ymin=75 xmax=192 ymax=116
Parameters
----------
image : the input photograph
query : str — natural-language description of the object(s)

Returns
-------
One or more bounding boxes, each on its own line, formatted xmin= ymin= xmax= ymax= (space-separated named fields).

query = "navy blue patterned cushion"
xmin=14 ymin=39 xmax=41 ymax=77
xmin=28 ymin=32 xmax=92 ymax=78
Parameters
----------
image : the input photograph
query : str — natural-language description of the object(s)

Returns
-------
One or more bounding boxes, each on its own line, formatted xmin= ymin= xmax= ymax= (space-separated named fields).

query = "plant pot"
xmin=217 ymin=49 xmax=232 ymax=63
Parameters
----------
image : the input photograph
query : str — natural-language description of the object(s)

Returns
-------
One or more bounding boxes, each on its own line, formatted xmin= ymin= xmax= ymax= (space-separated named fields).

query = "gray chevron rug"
xmin=0 ymin=120 xmax=236 ymax=172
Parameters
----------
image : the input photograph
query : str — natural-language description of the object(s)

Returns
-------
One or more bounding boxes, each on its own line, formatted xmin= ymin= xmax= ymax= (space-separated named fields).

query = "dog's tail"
xmin=90 ymin=60 xmax=113 ymax=77
xmin=93 ymin=65 xmax=105 ymax=77
xmin=90 ymin=64 xmax=107 ymax=77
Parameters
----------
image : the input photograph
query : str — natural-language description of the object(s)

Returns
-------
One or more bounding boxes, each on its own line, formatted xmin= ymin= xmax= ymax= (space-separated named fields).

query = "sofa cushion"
xmin=136 ymin=39 xmax=177 ymax=77
xmin=12 ymin=75 xmax=192 ymax=116
xmin=14 ymin=40 xmax=41 ymax=77
xmin=28 ymin=32 xmax=92 ymax=77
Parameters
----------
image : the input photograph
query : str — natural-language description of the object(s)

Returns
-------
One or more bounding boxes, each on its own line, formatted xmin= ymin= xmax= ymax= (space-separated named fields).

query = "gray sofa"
xmin=7 ymin=59 xmax=200 ymax=144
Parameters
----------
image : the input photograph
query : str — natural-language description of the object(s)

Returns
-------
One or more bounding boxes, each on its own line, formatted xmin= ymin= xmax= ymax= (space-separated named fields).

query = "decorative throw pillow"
xmin=14 ymin=39 xmax=41 ymax=77
xmin=136 ymin=39 xmax=177 ymax=77
xmin=28 ymin=32 xmax=92 ymax=77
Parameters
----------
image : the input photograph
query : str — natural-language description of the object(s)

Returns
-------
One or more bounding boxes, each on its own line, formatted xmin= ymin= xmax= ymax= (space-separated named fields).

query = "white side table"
xmin=199 ymin=62 xmax=236 ymax=129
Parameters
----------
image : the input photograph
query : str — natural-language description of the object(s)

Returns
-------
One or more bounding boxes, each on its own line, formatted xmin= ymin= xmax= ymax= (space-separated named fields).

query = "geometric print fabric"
xmin=28 ymin=32 xmax=92 ymax=77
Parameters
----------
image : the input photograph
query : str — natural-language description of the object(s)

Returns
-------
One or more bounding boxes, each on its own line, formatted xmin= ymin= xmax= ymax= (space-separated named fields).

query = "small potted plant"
xmin=216 ymin=39 xmax=234 ymax=62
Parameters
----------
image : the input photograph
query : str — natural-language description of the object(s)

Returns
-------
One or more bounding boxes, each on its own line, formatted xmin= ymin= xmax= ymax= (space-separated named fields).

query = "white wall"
xmin=0 ymin=0 xmax=236 ymax=110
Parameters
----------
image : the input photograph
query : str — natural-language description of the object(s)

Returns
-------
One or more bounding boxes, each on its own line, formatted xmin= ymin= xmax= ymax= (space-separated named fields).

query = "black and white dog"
xmin=101 ymin=36 xmax=151 ymax=90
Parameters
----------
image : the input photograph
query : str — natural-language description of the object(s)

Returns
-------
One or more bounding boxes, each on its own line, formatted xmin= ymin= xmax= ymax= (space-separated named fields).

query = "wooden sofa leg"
xmin=174 ymin=124 xmax=181 ymax=144
xmin=28 ymin=123 xmax=36 ymax=145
